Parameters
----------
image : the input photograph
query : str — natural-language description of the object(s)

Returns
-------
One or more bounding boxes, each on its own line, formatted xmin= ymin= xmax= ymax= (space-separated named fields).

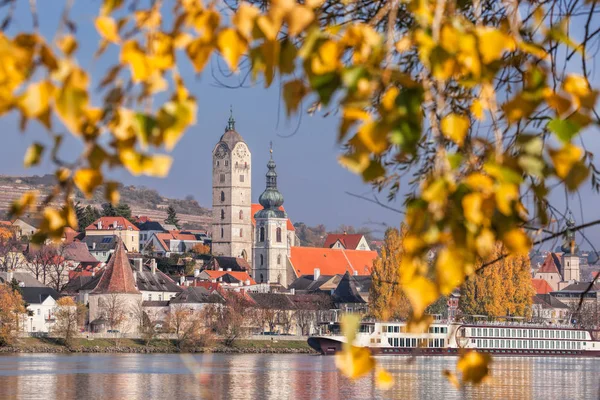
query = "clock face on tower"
xmin=215 ymin=143 xmax=228 ymax=159
xmin=235 ymin=144 xmax=248 ymax=158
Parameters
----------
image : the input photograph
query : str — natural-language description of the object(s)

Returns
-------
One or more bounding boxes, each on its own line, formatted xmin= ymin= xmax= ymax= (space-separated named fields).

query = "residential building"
xmin=323 ymin=233 xmax=371 ymax=251
xmin=551 ymin=282 xmax=600 ymax=306
xmin=11 ymin=217 xmax=38 ymax=238
xmin=21 ymin=286 xmax=61 ymax=334
xmin=211 ymin=112 xmax=253 ymax=264
xmin=85 ymin=216 xmax=140 ymax=252
xmin=137 ymin=220 xmax=168 ymax=248
xmin=331 ymin=272 xmax=368 ymax=314
xmin=142 ymin=231 xmax=205 ymax=257
xmin=533 ymin=253 xmax=563 ymax=291
xmin=532 ymin=294 xmax=570 ymax=323
xmin=83 ymin=235 xmax=119 ymax=263
xmin=131 ymin=258 xmax=183 ymax=302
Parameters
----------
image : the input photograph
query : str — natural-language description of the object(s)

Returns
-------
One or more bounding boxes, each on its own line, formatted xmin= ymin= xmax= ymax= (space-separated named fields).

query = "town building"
xmin=85 ymin=216 xmax=140 ymax=252
xmin=21 ymin=286 xmax=61 ymax=334
xmin=83 ymin=235 xmax=119 ymax=263
xmin=142 ymin=231 xmax=205 ymax=257
xmin=137 ymin=220 xmax=169 ymax=248
xmin=11 ymin=217 xmax=38 ymax=238
xmin=211 ymin=112 xmax=253 ymax=264
xmin=324 ymin=233 xmax=371 ymax=251
xmin=88 ymin=238 xmax=142 ymax=333
xmin=531 ymin=294 xmax=570 ymax=323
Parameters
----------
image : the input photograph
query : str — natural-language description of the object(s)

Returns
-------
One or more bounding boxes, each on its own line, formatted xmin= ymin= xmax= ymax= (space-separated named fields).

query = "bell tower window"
xmin=220 ymin=191 xmax=225 ymax=202
xmin=239 ymin=210 xmax=243 ymax=220
xmin=259 ymin=227 xmax=265 ymax=242
xmin=276 ymin=227 xmax=282 ymax=243
xmin=225 ymin=160 xmax=228 ymax=166
xmin=277 ymin=255 xmax=281 ymax=265
xmin=260 ymin=254 xmax=264 ymax=266
xmin=221 ymin=209 xmax=225 ymax=220
xmin=221 ymin=228 xmax=224 ymax=238
xmin=220 ymin=174 xmax=225 ymax=183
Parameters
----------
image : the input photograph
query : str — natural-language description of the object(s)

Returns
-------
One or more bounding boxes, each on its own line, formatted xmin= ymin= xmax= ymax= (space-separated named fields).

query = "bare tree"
xmin=24 ymin=245 xmax=57 ymax=285
xmin=102 ymin=294 xmax=128 ymax=334
xmin=48 ymin=245 xmax=69 ymax=292
xmin=0 ymin=239 xmax=25 ymax=272
xmin=277 ymin=310 xmax=293 ymax=334
xmin=52 ymin=297 xmax=85 ymax=347
xmin=206 ymin=293 xmax=253 ymax=346
xmin=165 ymin=304 xmax=193 ymax=341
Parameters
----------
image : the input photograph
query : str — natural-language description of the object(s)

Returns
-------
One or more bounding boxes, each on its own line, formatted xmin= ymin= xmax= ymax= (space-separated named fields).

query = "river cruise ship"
xmin=308 ymin=321 xmax=600 ymax=357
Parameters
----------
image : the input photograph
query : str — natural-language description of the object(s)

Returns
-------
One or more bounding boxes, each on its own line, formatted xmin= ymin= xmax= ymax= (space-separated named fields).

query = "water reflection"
xmin=0 ymin=353 xmax=598 ymax=400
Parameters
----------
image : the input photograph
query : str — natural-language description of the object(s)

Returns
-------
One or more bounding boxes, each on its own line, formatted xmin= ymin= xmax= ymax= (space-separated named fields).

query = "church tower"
xmin=211 ymin=109 xmax=252 ymax=266
xmin=253 ymin=147 xmax=289 ymax=286
xmin=561 ymin=214 xmax=580 ymax=282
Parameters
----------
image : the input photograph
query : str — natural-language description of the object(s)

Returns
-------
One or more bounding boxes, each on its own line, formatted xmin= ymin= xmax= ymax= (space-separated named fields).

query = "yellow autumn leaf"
xmin=502 ymin=228 xmax=531 ymax=254
xmin=476 ymin=27 xmax=514 ymax=64
xmin=495 ymin=183 xmax=518 ymax=216
xmin=436 ymin=247 xmax=466 ymax=295
xmin=95 ymin=16 xmax=120 ymax=43
xmin=457 ymin=351 xmax=491 ymax=384
xmin=402 ymin=276 xmax=439 ymax=319
xmin=24 ymin=143 xmax=44 ymax=168
xmin=233 ymin=3 xmax=259 ymax=38
xmin=57 ymin=35 xmax=78 ymax=56
xmin=287 ymin=5 xmax=314 ymax=37
xmin=311 ymin=40 xmax=341 ymax=75
xmin=376 ymin=368 xmax=394 ymax=389
xmin=186 ymin=38 xmax=214 ymax=73
xmin=549 ymin=144 xmax=583 ymax=179
xmin=62 ymin=203 xmax=78 ymax=229
xmin=462 ymin=193 xmax=484 ymax=225
xmin=256 ymin=15 xmax=280 ymax=41
xmin=120 ymin=40 xmax=151 ymax=82
xmin=475 ymin=229 xmax=495 ymax=257
xmin=120 ymin=150 xmax=172 ymax=177
xmin=471 ymin=99 xmax=484 ymax=120
xmin=18 ymin=81 xmax=53 ymax=118
xmin=441 ymin=114 xmax=469 ymax=146
xmin=43 ymin=207 xmax=65 ymax=233
xmin=338 ymin=151 xmax=370 ymax=175
xmin=340 ymin=313 xmax=360 ymax=344
xmin=217 ymin=28 xmax=248 ymax=72
xmin=335 ymin=346 xmax=375 ymax=379
xmin=356 ymin=122 xmax=388 ymax=154
xmin=157 ymin=97 xmax=198 ymax=151
xmin=55 ymin=84 xmax=89 ymax=134
xmin=74 ymin=168 xmax=103 ymax=197
xmin=105 ymin=181 xmax=120 ymax=205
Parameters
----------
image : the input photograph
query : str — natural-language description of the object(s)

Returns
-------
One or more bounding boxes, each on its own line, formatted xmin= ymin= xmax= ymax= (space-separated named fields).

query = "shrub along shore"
xmin=0 ymin=337 xmax=315 ymax=354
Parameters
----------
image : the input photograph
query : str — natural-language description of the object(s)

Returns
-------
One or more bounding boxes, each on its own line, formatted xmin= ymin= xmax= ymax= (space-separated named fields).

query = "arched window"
xmin=220 ymin=174 xmax=225 ymax=183
xmin=239 ymin=210 xmax=243 ymax=220
xmin=260 ymin=273 xmax=264 ymax=283
xmin=245 ymin=162 xmax=248 ymax=168
xmin=220 ymin=209 xmax=225 ymax=220
xmin=276 ymin=227 xmax=282 ymax=242
xmin=260 ymin=254 xmax=264 ymax=266
xmin=240 ymin=228 xmax=243 ymax=237
xmin=259 ymin=227 xmax=265 ymax=242
xmin=220 ymin=228 xmax=224 ymax=238
xmin=241 ymin=250 xmax=247 ymax=260
xmin=216 ymin=161 xmax=219 ymax=166
xmin=277 ymin=273 xmax=282 ymax=284
xmin=220 ymin=191 xmax=225 ymax=202
xmin=277 ymin=255 xmax=281 ymax=265
xmin=235 ymin=161 xmax=238 ymax=168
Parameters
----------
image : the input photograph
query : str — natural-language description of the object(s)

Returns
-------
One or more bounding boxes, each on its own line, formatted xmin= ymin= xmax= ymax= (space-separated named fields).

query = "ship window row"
xmin=387 ymin=338 xmax=445 ymax=348
xmin=473 ymin=339 xmax=583 ymax=350
xmin=381 ymin=326 xmax=447 ymax=334
xmin=469 ymin=328 xmax=586 ymax=340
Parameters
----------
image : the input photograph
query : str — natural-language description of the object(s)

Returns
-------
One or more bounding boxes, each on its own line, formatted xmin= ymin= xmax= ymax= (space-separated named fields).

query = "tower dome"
xmin=255 ymin=146 xmax=286 ymax=219
xmin=561 ymin=213 xmax=579 ymax=254
xmin=219 ymin=107 xmax=244 ymax=149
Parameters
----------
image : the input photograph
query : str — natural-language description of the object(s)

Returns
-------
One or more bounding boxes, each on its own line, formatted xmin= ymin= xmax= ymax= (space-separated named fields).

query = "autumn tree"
xmin=206 ymin=292 xmax=253 ymax=346
xmin=459 ymin=244 xmax=534 ymax=319
xmin=0 ymin=238 xmax=26 ymax=272
xmin=52 ymin=297 xmax=85 ymax=347
xmin=101 ymin=294 xmax=128 ymax=334
xmin=369 ymin=227 xmax=410 ymax=321
xmin=0 ymin=283 xmax=26 ymax=346
xmin=24 ymin=245 xmax=57 ymax=285
xmin=165 ymin=304 xmax=192 ymax=342
xmin=190 ymin=243 xmax=210 ymax=255
xmin=164 ymin=205 xmax=180 ymax=229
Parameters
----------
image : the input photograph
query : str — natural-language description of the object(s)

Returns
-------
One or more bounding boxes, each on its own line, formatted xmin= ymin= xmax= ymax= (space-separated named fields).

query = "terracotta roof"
xmin=289 ymin=246 xmax=377 ymax=277
xmin=91 ymin=238 xmax=140 ymax=295
xmin=531 ymin=278 xmax=553 ymax=295
xmin=201 ymin=270 xmax=256 ymax=285
xmin=538 ymin=253 xmax=562 ymax=275
xmin=323 ymin=233 xmax=365 ymax=250
xmin=62 ymin=227 xmax=79 ymax=243
xmin=251 ymin=203 xmax=295 ymax=231
xmin=134 ymin=216 xmax=152 ymax=224
xmin=86 ymin=216 xmax=139 ymax=231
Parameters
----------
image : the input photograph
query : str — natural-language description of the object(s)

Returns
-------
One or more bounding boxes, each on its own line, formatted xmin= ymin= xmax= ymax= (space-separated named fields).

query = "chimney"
xmin=353 ymin=270 xmax=358 ymax=276
xmin=133 ymin=271 xmax=137 ymax=283
xmin=179 ymin=276 xmax=185 ymax=285
xmin=218 ymin=267 xmax=223 ymax=271
xmin=92 ymin=242 xmax=96 ymax=250
xmin=245 ymin=279 xmax=250 ymax=286
xmin=194 ymin=268 xmax=200 ymax=277
xmin=98 ymin=221 xmax=102 ymax=229
xmin=113 ymin=221 xmax=118 ymax=229
xmin=314 ymin=268 xmax=320 ymax=281
xmin=150 ymin=259 xmax=157 ymax=274
xmin=290 ymin=288 xmax=295 ymax=295
xmin=226 ymin=268 xmax=232 ymax=272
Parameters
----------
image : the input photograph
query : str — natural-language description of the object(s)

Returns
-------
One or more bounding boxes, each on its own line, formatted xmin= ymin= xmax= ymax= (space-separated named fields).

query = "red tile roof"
xmin=289 ymin=246 xmax=377 ymax=278
xmin=134 ymin=216 xmax=152 ymax=223
xmin=323 ymin=233 xmax=366 ymax=250
xmin=91 ymin=238 xmax=140 ymax=295
xmin=538 ymin=253 xmax=562 ymax=275
xmin=202 ymin=270 xmax=256 ymax=285
xmin=251 ymin=203 xmax=295 ymax=231
xmin=86 ymin=216 xmax=139 ymax=231
xmin=62 ymin=227 xmax=79 ymax=243
xmin=531 ymin=278 xmax=553 ymax=295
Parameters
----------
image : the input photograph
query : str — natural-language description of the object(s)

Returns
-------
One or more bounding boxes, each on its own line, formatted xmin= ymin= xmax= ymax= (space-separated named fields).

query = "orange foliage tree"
xmin=0 ymin=283 xmax=26 ymax=346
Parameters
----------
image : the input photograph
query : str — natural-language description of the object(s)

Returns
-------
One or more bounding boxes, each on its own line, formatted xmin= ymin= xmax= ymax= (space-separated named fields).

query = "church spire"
xmin=257 ymin=143 xmax=286 ymax=215
xmin=226 ymin=105 xmax=235 ymax=131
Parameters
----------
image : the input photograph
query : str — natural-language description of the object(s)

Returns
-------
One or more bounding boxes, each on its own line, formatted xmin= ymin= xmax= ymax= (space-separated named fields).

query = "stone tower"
xmin=561 ymin=214 xmax=580 ymax=282
xmin=211 ymin=109 xmax=253 ymax=265
xmin=253 ymin=146 xmax=289 ymax=285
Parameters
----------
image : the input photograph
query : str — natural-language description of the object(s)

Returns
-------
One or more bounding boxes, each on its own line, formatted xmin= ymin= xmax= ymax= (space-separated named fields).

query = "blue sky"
xmin=2 ymin=1 xmax=600 ymax=247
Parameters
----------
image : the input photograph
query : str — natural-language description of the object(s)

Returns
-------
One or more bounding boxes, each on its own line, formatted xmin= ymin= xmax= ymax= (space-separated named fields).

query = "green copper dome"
xmin=255 ymin=147 xmax=286 ymax=219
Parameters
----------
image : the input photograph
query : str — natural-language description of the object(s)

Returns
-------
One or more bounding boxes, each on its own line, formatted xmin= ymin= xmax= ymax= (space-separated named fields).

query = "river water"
xmin=0 ymin=353 xmax=598 ymax=399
